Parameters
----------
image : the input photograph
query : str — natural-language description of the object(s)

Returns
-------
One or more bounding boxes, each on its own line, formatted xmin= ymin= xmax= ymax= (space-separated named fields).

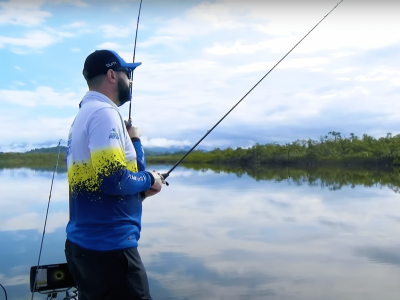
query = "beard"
xmin=117 ymin=78 xmax=131 ymax=106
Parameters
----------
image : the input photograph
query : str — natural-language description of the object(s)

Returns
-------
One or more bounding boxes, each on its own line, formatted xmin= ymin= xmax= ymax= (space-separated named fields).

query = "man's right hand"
xmin=145 ymin=171 xmax=165 ymax=198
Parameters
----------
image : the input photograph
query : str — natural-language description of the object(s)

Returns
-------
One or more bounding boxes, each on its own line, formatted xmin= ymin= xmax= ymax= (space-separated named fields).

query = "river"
xmin=1 ymin=165 xmax=400 ymax=300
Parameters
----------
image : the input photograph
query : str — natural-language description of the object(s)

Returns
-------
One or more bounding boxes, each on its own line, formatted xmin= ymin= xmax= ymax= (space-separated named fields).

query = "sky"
xmin=0 ymin=0 xmax=399 ymax=152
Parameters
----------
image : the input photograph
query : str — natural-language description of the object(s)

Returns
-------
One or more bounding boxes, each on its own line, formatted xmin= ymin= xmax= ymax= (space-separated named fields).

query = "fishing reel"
xmin=30 ymin=263 xmax=77 ymax=299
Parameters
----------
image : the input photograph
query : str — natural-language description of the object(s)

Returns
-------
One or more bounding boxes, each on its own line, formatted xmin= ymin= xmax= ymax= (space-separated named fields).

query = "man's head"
xmin=82 ymin=50 xmax=141 ymax=106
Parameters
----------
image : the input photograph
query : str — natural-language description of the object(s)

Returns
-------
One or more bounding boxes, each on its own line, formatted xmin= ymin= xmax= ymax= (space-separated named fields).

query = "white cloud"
xmin=206 ymin=40 xmax=273 ymax=55
xmin=391 ymin=78 xmax=400 ymax=86
xmin=1 ymin=0 xmax=400 ymax=150
xmin=71 ymin=47 xmax=81 ymax=52
xmin=52 ymin=0 xmax=88 ymax=7
xmin=0 ymin=0 xmax=51 ymax=27
xmin=101 ymin=24 xmax=132 ymax=38
xmin=0 ymin=28 xmax=75 ymax=52
xmin=332 ymin=52 xmax=355 ymax=58
xmin=0 ymin=0 xmax=88 ymax=27
xmin=0 ymin=86 xmax=79 ymax=107
xmin=0 ymin=115 xmax=74 ymax=148
xmin=310 ymin=68 xmax=325 ymax=73
xmin=0 ymin=30 xmax=58 ymax=50
xmin=62 ymin=21 xmax=86 ymax=29
xmin=139 ymin=36 xmax=185 ymax=48
xmin=140 ymin=137 xmax=192 ymax=148
xmin=332 ymin=67 xmax=354 ymax=74
xmin=0 ymin=274 xmax=28 ymax=286
xmin=235 ymin=57 xmax=330 ymax=73
xmin=355 ymin=69 xmax=400 ymax=85
xmin=143 ymin=1 xmax=400 ymax=56
xmin=96 ymin=41 xmax=123 ymax=50
xmin=0 ymin=212 xmax=68 ymax=233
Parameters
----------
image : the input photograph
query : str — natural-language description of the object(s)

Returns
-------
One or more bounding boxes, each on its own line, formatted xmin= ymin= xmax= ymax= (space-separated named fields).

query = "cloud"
xmin=0 ymin=86 xmax=79 ymax=107
xmin=141 ymin=1 xmax=400 ymax=56
xmin=0 ymin=273 xmax=28 ymax=286
xmin=101 ymin=24 xmax=133 ymax=38
xmin=140 ymin=137 xmax=192 ymax=148
xmin=0 ymin=115 xmax=74 ymax=149
xmin=206 ymin=40 xmax=274 ymax=55
xmin=1 ymin=0 xmax=400 ymax=150
xmin=0 ymin=0 xmax=51 ymax=27
xmin=62 ymin=21 xmax=86 ymax=28
xmin=354 ymin=68 xmax=400 ymax=86
xmin=52 ymin=0 xmax=88 ymax=7
xmin=0 ymin=212 xmax=68 ymax=233
xmin=235 ymin=57 xmax=330 ymax=73
xmin=332 ymin=67 xmax=355 ymax=74
xmin=139 ymin=36 xmax=185 ymax=48
xmin=96 ymin=41 xmax=123 ymax=50
xmin=0 ymin=27 xmax=75 ymax=52
xmin=0 ymin=30 xmax=59 ymax=50
xmin=0 ymin=0 xmax=88 ymax=27
xmin=0 ymin=86 xmax=79 ymax=148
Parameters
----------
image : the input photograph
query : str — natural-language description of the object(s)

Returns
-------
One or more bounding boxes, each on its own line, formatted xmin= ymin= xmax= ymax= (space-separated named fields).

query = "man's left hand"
xmin=125 ymin=120 xmax=141 ymax=138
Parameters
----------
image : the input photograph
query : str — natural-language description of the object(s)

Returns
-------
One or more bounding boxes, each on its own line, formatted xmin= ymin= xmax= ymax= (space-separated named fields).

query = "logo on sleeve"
xmin=109 ymin=128 xmax=119 ymax=140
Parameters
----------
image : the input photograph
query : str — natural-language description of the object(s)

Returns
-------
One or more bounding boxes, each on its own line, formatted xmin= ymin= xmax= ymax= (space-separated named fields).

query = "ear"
xmin=106 ymin=69 xmax=118 ymax=84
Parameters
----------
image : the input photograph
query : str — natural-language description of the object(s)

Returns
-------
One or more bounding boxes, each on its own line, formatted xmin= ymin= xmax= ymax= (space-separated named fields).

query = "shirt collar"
xmin=80 ymin=91 xmax=119 ymax=109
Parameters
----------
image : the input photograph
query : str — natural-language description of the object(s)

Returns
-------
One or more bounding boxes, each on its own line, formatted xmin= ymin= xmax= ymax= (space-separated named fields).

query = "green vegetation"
xmin=2 ymin=131 xmax=400 ymax=168
xmin=0 ymin=152 xmax=66 ymax=169
xmin=179 ymin=163 xmax=400 ymax=193
xmin=147 ymin=131 xmax=400 ymax=167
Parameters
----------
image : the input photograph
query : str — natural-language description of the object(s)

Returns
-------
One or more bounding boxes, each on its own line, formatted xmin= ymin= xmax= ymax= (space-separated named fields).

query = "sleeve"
xmin=87 ymin=107 xmax=152 ymax=196
xmin=131 ymin=137 xmax=146 ymax=171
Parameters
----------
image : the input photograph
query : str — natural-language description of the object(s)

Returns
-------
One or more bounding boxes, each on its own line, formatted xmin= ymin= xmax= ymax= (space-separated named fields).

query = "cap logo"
xmin=106 ymin=62 xmax=117 ymax=67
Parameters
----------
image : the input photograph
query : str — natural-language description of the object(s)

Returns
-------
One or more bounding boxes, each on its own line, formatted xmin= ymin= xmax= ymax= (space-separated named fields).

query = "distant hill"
xmin=27 ymin=146 xmax=68 ymax=154
xmin=26 ymin=146 xmax=193 ymax=156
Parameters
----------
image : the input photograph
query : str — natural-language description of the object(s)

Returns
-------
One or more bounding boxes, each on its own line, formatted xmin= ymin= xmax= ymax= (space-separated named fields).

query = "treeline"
xmin=181 ymin=163 xmax=400 ymax=193
xmin=27 ymin=146 xmax=68 ymax=154
xmin=148 ymin=131 xmax=400 ymax=167
xmin=0 ymin=152 xmax=66 ymax=169
xmin=2 ymin=131 xmax=400 ymax=168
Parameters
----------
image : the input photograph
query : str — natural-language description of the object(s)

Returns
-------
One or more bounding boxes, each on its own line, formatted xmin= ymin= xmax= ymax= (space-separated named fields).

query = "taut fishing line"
xmin=161 ymin=0 xmax=344 ymax=181
xmin=30 ymin=140 xmax=63 ymax=300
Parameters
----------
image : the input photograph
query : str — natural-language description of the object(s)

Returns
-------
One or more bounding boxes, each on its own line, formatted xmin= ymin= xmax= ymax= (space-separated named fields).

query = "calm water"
xmin=1 ymin=166 xmax=400 ymax=300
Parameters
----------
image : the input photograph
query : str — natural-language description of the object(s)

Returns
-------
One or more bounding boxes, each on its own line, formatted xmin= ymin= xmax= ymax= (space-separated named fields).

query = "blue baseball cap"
xmin=83 ymin=50 xmax=142 ymax=80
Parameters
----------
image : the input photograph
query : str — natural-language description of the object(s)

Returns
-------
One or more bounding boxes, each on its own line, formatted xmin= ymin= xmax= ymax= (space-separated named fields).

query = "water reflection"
xmin=1 ymin=166 xmax=400 ymax=299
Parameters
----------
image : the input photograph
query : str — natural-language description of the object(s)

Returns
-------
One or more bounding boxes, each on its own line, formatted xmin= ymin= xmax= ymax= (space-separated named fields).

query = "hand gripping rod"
xmin=161 ymin=0 xmax=344 ymax=182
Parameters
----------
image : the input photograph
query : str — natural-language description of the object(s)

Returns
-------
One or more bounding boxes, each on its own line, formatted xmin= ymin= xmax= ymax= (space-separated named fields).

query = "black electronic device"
xmin=30 ymin=263 xmax=76 ymax=293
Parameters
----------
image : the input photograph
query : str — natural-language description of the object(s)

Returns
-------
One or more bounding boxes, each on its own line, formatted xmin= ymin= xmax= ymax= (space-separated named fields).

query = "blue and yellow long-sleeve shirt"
xmin=66 ymin=91 xmax=152 ymax=251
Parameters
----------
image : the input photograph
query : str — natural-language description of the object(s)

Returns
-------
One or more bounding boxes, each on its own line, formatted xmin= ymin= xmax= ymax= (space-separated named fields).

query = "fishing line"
xmin=0 ymin=283 xmax=7 ymax=300
xmin=161 ymin=0 xmax=344 ymax=181
xmin=30 ymin=140 xmax=62 ymax=300
xmin=128 ymin=0 xmax=144 ymax=125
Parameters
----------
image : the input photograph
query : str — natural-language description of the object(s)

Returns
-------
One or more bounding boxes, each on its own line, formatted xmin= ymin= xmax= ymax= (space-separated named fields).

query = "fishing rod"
xmin=128 ymin=0 xmax=143 ymax=126
xmin=30 ymin=140 xmax=62 ymax=300
xmin=161 ymin=0 xmax=344 ymax=182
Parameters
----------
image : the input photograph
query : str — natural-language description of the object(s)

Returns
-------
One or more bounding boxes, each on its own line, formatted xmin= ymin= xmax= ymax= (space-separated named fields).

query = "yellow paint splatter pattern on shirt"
xmin=68 ymin=147 xmax=138 ymax=193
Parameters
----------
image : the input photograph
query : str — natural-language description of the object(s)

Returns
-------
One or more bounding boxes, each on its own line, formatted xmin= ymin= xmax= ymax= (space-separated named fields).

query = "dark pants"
xmin=65 ymin=239 xmax=152 ymax=300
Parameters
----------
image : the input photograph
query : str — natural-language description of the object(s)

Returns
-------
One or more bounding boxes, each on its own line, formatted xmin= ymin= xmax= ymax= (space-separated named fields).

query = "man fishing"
xmin=64 ymin=49 xmax=163 ymax=299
